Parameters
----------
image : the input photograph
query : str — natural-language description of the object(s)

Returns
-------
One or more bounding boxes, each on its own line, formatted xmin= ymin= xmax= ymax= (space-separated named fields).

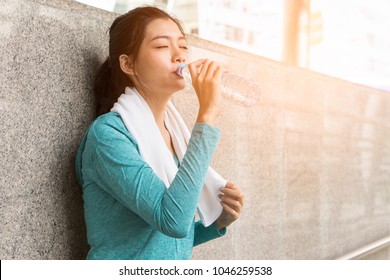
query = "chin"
xmin=171 ymin=81 xmax=186 ymax=92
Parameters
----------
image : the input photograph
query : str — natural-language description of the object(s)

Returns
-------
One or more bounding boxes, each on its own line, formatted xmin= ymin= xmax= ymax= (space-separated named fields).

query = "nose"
xmin=172 ymin=46 xmax=186 ymax=63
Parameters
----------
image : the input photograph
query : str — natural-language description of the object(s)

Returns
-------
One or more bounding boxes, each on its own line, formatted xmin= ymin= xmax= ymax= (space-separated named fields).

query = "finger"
xmin=188 ymin=59 xmax=205 ymax=80
xmin=219 ymin=195 xmax=242 ymax=213
xmin=190 ymin=59 xmax=206 ymax=67
xmin=203 ymin=61 xmax=219 ymax=81
xmin=221 ymin=187 xmax=244 ymax=206
xmin=213 ymin=64 xmax=224 ymax=83
xmin=222 ymin=187 xmax=242 ymax=198
xmin=221 ymin=202 xmax=239 ymax=221
xmin=224 ymin=181 xmax=236 ymax=189
xmin=197 ymin=59 xmax=212 ymax=81
xmin=207 ymin=62 xmax=225 ymax=83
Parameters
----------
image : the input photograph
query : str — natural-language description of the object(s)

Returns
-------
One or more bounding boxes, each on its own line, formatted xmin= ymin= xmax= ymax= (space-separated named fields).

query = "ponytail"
xmin=93 ymin=57 xmax=132 ymax=117
xmin=94 ymin=58 xmax=114 ymax=117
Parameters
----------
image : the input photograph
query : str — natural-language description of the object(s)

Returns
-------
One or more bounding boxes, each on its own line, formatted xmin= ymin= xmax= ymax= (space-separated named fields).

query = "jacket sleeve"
xmin=194 ymin=221 xmax=227 ymax=246
xmin=81 ymin=116 xmax=220 ymax=239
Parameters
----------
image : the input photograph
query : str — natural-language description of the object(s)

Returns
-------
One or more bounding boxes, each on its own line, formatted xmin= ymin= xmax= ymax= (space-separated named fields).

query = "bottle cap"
xmin=176 ymin=63 xmax=188 ymax=77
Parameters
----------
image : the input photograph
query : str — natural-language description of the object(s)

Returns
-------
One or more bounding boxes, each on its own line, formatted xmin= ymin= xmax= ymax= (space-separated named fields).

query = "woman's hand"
xmin=215 ymin=182 xmax=244 ymax=230
xmin=188 ymin=59 xmax=224 ymax=126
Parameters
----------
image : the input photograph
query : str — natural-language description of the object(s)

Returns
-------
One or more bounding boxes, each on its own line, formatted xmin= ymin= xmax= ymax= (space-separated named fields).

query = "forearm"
xmin=158 ymin=123 xmax=221 ymax=236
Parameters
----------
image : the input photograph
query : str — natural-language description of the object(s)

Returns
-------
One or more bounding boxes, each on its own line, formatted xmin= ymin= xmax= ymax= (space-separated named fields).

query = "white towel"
xmin=111 ymin=87 xmax=226 ymax=226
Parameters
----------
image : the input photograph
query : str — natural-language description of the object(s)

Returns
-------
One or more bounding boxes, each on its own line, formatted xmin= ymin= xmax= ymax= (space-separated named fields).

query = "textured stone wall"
xmin=0 ymin=0 xmax=115 ymax=259
xmin=1 ymin=0 xmax=389 ymax=260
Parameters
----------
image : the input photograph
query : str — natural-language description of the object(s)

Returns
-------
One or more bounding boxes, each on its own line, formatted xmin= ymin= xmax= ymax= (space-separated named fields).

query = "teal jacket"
xmin=75 ymin=112 xmax=226 ymax=259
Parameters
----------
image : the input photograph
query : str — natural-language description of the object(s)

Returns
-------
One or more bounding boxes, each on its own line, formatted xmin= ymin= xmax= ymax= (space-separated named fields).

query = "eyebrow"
xmin=150 ymin=35 xmax=186 ymax=42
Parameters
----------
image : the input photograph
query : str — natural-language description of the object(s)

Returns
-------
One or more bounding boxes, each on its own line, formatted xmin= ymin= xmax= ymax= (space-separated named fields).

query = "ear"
xmin=119 ymin=54 xmax=135 ymax=76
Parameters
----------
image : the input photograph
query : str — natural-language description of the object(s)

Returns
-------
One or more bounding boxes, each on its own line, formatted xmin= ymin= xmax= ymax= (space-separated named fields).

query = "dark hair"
xmin=94 ymin=6 xmax=185 ymax=117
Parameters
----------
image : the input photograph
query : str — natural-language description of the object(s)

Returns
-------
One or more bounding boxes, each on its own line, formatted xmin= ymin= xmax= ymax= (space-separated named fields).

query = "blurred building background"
xmin=76 ymin=0 xmax=390 ymax=92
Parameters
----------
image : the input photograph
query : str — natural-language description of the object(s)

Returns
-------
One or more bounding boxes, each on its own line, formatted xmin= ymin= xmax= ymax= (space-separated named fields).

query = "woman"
xmin=75 ymin=6 xmax=243 ymax=260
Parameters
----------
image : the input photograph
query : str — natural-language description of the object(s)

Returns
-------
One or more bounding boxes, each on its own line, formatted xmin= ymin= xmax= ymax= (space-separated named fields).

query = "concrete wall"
xmin=1 ymin=0 xmax=389 ymax=259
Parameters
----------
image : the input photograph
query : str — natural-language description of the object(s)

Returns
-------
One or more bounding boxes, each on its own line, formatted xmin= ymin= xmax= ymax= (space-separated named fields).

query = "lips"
xmin=174 ymin=70 xmax=184 ymax=78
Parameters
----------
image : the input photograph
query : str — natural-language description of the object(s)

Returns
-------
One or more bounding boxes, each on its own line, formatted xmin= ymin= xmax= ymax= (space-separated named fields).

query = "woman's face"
xmin=133 ymin=18 xmax=189 ymax=97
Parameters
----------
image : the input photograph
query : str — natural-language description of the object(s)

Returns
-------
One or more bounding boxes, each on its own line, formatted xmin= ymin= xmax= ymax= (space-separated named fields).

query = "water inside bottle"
xmin=176 ymin=63 xmax=259 ymax=107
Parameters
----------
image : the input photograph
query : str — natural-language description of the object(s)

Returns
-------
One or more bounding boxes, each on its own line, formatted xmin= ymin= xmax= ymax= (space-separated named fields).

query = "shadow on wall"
xmin=64 ymin=48 xmax=103 ymax=260
xmin=68 ymin=49 xmax=102 ymax=259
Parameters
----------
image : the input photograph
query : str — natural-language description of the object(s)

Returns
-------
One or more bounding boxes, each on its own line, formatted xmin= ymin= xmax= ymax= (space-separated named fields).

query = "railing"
xmin=335 ymin=236 xmax=390 ymax=260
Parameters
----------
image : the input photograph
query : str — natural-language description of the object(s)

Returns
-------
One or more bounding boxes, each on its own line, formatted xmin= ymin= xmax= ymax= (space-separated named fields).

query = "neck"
xmin=137 ymin=87 xmax=170 ymax=128
xmin=149 ymin=99 xmax=168 ymax=128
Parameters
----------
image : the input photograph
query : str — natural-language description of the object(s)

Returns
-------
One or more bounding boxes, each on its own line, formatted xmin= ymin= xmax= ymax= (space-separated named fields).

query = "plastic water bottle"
xmin=177 ymin=63 xmax=260 ymax=107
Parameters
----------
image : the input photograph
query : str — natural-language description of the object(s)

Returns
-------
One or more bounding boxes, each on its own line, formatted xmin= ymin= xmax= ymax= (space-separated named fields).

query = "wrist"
xmin=197 ymin=110 xmax=219 ymax=126
xmin=215 ymin=218 xmax=225 ymax=230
